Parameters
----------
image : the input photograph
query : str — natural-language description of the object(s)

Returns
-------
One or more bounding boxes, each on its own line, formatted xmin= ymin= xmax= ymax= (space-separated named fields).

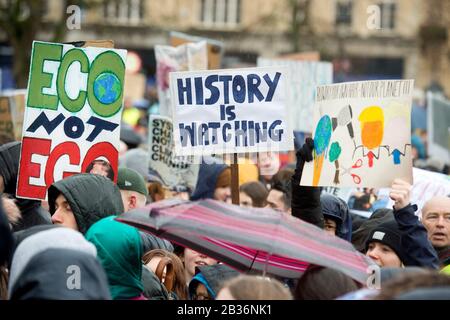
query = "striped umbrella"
xmin=116 ymin=198 xmax=375 ymax=283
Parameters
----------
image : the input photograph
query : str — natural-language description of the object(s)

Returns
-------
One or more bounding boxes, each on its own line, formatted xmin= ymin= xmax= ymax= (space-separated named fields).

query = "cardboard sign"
xmin=301 ymin=80 xmax=414 ymax=188
xmin=0 ymin=90 xmax=26 ymax=141
xmin=0 ymin=95 xmax=14 ymax=139
xmin=155 ymin=41 xmax=208 ymax=117
xmin=65 ymin=40 xmax=115 ymax=48
xmin=170 ymin=66 xmax=294 ymax=156
xmin=170 ymin=31 xmax=224 ymax=70
xmin=17 ymin=41 xmax=127 ymax=200
xmin=257 ymin=57 xmax=333 ymax=132
xmin=148 ymin=115 xmax=199 ymax=190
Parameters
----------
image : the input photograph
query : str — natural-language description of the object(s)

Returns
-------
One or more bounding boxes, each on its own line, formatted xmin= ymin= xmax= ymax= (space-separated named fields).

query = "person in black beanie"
xmin=0 ymin=142 xmax=51 ymax=231
xmin=365 ymin=219 xmax=406 ymax=267
xmin=365 ymin=179 xmax=440 ymax=269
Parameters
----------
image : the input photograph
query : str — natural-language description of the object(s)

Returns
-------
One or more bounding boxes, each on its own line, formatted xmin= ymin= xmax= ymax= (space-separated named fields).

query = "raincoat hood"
xmin=86 ymin=216 xmax=143 ymax=299
xmin=9 ymin=248 xmax=111 ymax=300
xmin=190 ymin=158 xmax=228 ymax=201
xmin=48 ymin=173 xmax=124 ymax=234
xmin=320 ymin=193 xmax=352 ymax=241
xmin=8 ymin=227 xmax=97 ymax=293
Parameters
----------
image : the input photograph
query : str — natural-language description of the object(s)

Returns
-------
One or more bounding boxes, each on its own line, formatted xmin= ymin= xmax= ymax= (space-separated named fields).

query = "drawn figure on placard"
xmin=313 ymin=115 xmax=332 ymax=186
xmin=332 ymin=105 xmax=355 ymax=146
xmin=383 ymin=114 xmax=411 ymax=165
xmin=355 ymin=106 xmax=384 ymax=168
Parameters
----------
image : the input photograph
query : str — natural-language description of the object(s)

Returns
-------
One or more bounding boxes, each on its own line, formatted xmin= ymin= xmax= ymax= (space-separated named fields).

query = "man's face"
xmin=51 ymin=194 xmax=78 ymax=231
xmin=258 ymin=152 xmax=280 ymax=178
xmin=422 ymin=197 xmax=450 ymax=248
xmin=265 ymin=189 xmax=289 ymax=213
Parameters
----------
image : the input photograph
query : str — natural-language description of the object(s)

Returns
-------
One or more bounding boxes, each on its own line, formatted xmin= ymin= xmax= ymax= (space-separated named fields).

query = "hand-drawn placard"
xmin=301 ymin=80 xmax=414 ymax=188
xmin=169 ymin=66 xmax=294 ymax=156
xmin=17 ymin=41 xmax=127 ymax=200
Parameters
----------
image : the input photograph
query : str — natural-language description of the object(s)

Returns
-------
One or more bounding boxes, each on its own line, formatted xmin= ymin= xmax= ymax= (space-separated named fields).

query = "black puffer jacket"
xmin=47 ymin=173 xmax=124 ymax=234
xmin=0 ymin=141 xmax=52 ymax=231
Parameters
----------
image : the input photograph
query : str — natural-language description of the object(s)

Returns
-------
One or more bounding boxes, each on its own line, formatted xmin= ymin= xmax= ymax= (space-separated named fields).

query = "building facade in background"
xmin=0 ymin=0 xmax=449 ymax=96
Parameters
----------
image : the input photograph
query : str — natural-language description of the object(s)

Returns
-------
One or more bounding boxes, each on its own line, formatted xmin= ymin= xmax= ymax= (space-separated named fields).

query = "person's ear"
xmin=129 ymin=195 xmax=138 ymax=210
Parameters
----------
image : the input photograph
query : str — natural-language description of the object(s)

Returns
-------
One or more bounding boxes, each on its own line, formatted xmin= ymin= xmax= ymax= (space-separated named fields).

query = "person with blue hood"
xmin=320 ymin=193 xmax=352 ymax=242
xmin=188 ymin=264 xmax=239 ymax=300
xmin=190 ymin=157 xmax=231 ymax=202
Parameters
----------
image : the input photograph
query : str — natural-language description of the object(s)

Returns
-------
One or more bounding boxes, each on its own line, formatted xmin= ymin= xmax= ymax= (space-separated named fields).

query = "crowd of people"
xmin=1 ymin=119 xmax=449 ymax=300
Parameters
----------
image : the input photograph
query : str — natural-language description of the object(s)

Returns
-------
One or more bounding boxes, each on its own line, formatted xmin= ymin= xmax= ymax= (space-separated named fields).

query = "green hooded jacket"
xmin=48 ymin=173 xmax=124 ymax=234
xmin=86 ymin=216 xmax=143 ymax=299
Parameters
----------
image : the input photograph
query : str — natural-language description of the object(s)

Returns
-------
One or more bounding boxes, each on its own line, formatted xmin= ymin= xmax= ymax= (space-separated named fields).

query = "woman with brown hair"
xmin=142 ymin=249 xmax=188 ymax=300
xmin=239 ymin=181 xmax=269 ymax=208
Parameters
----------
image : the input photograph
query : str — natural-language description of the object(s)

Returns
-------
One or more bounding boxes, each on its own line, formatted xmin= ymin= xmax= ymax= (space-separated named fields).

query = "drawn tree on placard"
xmin=312 ymin=115 xmax=332 ymax=186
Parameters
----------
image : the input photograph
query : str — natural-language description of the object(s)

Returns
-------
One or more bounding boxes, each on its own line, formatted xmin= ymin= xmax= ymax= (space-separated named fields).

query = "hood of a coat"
xmin=47 ymin=173 xmax=124 ymax=234
xmin=9 ymin=248 xmax=111 ymax=300
xmin=190 ymin=158 xmax=228 ymax=201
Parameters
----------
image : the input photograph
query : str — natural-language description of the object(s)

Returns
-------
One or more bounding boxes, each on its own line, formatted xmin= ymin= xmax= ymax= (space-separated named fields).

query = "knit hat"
xmin=365 ymin=220 xmax=405 ymax=263
xmin=117 ymin=167 xmax=149 ymax=196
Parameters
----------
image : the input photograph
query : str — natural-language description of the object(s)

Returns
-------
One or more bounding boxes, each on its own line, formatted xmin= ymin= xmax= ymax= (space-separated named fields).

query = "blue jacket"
xmin=190 ymin=158 xmax=228 ymax=201
xmin=394 ymin=204 xmax=440 ymax=269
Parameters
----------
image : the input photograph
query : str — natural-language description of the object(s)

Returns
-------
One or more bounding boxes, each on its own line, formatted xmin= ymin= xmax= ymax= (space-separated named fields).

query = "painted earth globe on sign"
xmin=93 ymin=72 xmax=122 ymax=104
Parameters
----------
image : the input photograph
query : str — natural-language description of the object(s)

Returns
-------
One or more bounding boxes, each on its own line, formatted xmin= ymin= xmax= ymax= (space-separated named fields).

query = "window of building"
xmin=335 ymin=0 xmax=352 ymax=26
xmin=200 ymin=0 xmax=241 ymax=28
xmin=378 ymin=0 xmax=396 ymax=30
xmin=103 ymin=0 xmax=144 ymax=25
